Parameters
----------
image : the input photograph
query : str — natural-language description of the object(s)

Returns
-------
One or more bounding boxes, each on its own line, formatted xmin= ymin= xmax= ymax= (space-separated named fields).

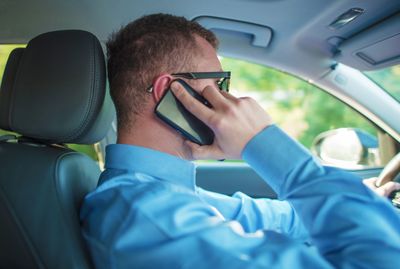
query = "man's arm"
xmin=82 ymin=125 xmax=400 ymax=269
xmin=197 ymin=187 xmax=309 ymax=241
xmin=243 ymin=125 xmax=400 ymax=267
xmin=171 ymin=82 xmax=400 ymax=268
xmin=363 ymin=177 xmax=400 ymax=197
xmin=195 ymin=154 xmax=398 ymax=242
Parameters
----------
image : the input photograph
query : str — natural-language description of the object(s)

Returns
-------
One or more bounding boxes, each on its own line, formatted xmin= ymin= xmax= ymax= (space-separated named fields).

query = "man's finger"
xmin=363 ymin=177 xmax=378 ymax=190
xmin=171 ymin=81 xmax=213 ymax=124
xmin=220 ymin=90 xmax=238 ymax=102
xmin=377 ymin=181 xmax=400 ymax=197
xmin=201 ymin=85 xmax=229 ymax=108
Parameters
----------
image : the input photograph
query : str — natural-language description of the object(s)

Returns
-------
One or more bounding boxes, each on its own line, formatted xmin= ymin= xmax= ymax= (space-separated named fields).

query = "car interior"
xmin=0 ymin=30 xmax=114 ymax=268
xmin=0 ymin=0 xmax=399 ymax=268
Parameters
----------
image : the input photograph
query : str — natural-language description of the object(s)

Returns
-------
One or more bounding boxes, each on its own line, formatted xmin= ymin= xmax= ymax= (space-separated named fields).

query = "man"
xmin=80 ymin=13 xmax=400 ymax=269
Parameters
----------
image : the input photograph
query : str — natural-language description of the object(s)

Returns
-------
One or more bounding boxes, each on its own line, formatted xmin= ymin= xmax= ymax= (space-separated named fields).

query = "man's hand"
xmin=363 ymin=177 xmax=400 ymax=197
xmin=171 ymin=82 xmax=273 ymax=160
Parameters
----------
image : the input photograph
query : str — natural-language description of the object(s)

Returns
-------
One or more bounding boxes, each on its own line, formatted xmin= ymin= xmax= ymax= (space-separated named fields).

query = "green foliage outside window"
xmin=220 ymin=57 xmax=377 ymax=148
xmin=364 ymin=66 xmax=400 ymax=102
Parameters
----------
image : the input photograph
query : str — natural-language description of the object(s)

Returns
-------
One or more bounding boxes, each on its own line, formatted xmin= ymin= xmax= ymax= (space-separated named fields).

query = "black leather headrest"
xmin=0 ymin=30 xmax=114 ymax=144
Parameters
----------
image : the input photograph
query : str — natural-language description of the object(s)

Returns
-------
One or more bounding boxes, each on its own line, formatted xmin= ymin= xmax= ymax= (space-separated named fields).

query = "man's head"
xmin=107 ymin=13 xmax=219 ymax=133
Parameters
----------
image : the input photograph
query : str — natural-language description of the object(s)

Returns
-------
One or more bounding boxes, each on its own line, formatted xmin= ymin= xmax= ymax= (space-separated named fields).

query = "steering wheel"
xmin=376 ymin=152 xmax=400 ymax=208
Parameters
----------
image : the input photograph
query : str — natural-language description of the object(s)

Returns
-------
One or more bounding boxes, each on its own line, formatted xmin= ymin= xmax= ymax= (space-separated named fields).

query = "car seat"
xmin=0 ymin=30 xmax=114 ymax=268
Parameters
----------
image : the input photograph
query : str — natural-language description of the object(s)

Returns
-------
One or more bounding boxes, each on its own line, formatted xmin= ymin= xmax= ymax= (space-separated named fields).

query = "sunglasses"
xmin=172 ymin=71 xmax=231 ymax=92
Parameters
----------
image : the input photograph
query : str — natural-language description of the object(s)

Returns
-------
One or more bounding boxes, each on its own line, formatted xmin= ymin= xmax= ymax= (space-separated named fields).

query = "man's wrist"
xmin=242 ymin=125 xmax=312 ymax=195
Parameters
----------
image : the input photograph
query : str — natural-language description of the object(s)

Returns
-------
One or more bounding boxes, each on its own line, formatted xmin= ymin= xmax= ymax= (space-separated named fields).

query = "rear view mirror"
xmin=311 ymin=128 xmax=379 ymax=168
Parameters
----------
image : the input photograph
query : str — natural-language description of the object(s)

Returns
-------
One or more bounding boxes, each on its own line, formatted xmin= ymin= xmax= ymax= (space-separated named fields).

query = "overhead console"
xmin=335 ymin=13 xmax=400 ymax=71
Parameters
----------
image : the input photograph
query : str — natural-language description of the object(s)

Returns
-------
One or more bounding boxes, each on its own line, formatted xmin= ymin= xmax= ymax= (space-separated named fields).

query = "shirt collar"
xmin=104 ymin=144 xmax=196 ymax=190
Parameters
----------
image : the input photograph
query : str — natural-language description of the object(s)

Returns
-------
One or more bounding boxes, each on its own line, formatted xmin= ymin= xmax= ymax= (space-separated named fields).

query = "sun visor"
xmin=335 ymin=13 xmax=400 ymax=71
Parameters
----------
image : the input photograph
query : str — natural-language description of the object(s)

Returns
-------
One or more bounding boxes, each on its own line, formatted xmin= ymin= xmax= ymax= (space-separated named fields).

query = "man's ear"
xmin=152 ymin=74 xmax=174 ymax=102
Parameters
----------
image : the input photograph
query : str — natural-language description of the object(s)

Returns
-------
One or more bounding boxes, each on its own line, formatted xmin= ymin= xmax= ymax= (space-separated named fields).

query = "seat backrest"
xmin=0 ymin=30 xmax=114 ymax=269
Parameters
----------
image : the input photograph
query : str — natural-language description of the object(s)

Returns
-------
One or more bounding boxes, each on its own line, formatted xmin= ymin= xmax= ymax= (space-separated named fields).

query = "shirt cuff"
xmin=242 ymin=125 xmax=312 ymax=196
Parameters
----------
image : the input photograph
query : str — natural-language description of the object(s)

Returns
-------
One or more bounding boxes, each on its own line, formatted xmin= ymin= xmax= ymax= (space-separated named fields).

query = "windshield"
xmin=364 ymin=65 xmax=400 ymax=102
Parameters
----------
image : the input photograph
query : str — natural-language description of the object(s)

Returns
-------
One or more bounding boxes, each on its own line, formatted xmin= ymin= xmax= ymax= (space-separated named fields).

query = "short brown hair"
xmin=107 ymin=13 xmax=218 ymax=132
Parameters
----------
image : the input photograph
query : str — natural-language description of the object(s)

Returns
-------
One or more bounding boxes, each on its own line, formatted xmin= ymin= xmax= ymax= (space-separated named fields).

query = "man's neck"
xmin=117 ymin=114 xmax=192 ymax=160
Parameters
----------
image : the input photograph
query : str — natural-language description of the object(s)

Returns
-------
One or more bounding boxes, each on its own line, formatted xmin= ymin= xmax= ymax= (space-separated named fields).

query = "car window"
xmin=364 ymin=65 xmax=400 ymax=103
xmin=220 ymin=56 xmax=398 ymax=169
xmin=0 ymin=44 xmax=99 ymax=161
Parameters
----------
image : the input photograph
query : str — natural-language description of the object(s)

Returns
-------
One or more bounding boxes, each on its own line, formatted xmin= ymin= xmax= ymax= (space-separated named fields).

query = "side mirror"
xmin=311 ymin=128 xmax=379 ymax=168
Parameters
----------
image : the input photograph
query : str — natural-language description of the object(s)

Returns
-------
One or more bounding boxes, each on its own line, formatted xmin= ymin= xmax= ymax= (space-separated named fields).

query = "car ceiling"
xmin=0 ymin=0 xmax=399 ymax=82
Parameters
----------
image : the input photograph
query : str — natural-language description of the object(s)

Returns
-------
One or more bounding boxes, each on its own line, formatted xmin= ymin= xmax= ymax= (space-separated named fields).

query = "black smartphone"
xmin=155 ymin=79 xmax=214 ymax=145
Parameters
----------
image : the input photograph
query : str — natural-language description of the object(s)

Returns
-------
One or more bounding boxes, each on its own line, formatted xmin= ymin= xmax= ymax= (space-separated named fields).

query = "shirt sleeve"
xmin=82 ymin=125 xmax=400 ymax=269
xmin=242 ymin=125 xmax=400 ymax=268
xmin=196 ymin=187 xmax=309 ymax=241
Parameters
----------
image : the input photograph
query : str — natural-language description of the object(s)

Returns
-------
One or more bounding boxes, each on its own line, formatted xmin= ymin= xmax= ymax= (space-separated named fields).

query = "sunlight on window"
xmin=220 ymin=57 xmax=377 ymax=149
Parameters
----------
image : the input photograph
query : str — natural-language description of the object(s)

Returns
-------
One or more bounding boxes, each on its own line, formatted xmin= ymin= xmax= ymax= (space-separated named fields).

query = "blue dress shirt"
xmin=80 ymin=125 xmax=400 ymax=269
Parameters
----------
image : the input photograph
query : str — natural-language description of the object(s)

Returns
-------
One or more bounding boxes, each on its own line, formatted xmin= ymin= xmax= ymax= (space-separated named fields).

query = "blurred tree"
xmin=220 ymin=57 xmax=377 ymax=148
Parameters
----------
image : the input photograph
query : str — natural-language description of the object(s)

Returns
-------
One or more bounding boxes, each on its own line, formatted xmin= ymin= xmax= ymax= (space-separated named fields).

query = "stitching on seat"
xmin=65 ymin=33 xmax=98 ymax=142
xmin=8 ymin=49 xmax=24 ymax=132
xmin=6 ymin=33 xmax=103 ymax=143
